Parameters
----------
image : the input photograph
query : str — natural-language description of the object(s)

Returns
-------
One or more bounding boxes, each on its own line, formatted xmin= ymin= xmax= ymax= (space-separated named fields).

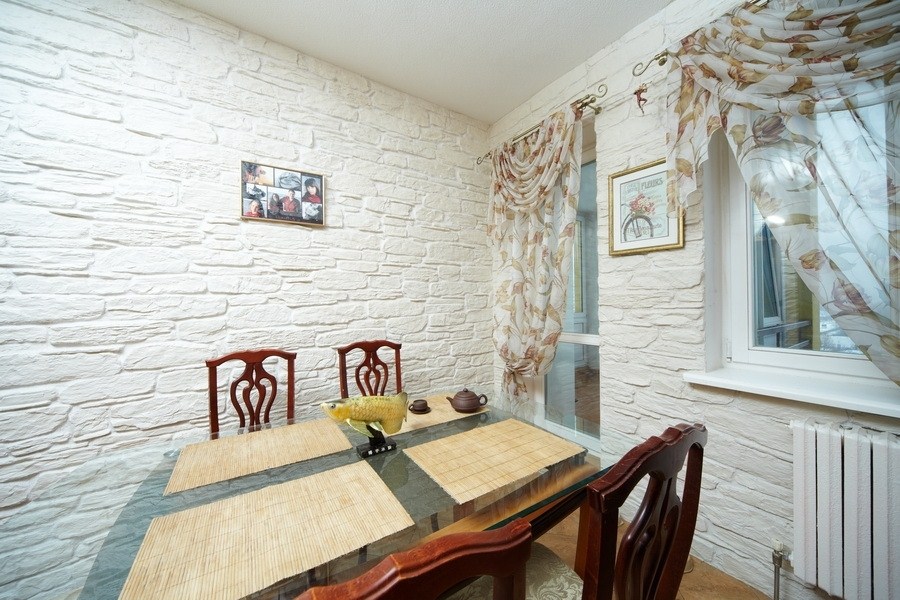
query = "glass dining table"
xmin=1 ymin=396 xmax=611 ymax=600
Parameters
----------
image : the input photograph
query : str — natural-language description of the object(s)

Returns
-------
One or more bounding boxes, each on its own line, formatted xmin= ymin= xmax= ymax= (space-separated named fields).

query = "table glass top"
xmin=1 ymin=402 xmax=614 ymax=600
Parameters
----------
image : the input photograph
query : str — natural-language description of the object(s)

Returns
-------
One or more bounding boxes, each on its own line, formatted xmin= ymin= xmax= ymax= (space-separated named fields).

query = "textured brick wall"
xmin=489 ymin=1 xmax=898 ymax=598
xmin=0 ymin=0 xmax=492 ymax=520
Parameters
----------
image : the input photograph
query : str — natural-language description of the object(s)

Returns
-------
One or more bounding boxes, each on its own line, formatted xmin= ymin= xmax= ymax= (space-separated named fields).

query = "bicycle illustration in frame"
xmin=608 ymin=158 xmax=683 ymax=256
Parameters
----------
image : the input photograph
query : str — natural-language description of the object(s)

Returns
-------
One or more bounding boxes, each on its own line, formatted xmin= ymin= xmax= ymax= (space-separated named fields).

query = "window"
xmin=684 ymin=134 xmax=897 ymax=418
xmin=534 ymin=147 xmax=603 ymax=452
xmin=751 ymin=206 xmax=862 ymax=355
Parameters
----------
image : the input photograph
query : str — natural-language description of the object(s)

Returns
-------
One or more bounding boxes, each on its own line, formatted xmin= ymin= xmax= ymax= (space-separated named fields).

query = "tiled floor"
xmin=541 ymin=511 xmax=770 ymax=600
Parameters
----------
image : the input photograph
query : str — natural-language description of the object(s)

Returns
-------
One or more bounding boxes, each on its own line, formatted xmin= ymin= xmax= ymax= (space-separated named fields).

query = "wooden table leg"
xmin=454 ymin=501 xmax=475 ymax=520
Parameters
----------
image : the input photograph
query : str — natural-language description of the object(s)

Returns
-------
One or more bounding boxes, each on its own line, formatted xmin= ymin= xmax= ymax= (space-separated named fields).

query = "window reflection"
xmin=545 ymin=343 xmax=600 ymax=438
xmin=751 ymin=205 xmax=861 ymax=355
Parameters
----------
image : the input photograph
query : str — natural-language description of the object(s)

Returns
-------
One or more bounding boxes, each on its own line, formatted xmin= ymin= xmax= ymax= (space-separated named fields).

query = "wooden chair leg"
xmin=574 ymin=497 xmax=591 ymax=579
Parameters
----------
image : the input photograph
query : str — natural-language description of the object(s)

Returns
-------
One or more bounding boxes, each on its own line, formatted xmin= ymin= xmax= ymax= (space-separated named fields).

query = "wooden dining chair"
xmin=444 ymin=423 xmax=708 ymax=600
xmin=336 ymin=339 xmax=402 ymax=398
xmin=579 ymin=422 xmax=708 ymax=599
xmin=295 ymin=519 xmax=532 ymax=600
xmin=206 ymin=349 xmax=296 ymax=439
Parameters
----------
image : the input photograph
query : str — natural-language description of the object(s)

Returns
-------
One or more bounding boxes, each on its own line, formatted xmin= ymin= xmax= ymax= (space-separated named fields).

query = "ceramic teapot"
xmin=446 ymin=388 xmax=488 ymax=413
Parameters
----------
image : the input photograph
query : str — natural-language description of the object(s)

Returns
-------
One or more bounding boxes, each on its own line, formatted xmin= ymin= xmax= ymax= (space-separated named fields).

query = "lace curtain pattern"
xmin=490 ymin=106 xmax=583 ymax=404
xmin=667 ymin=0 xmax=900 ymax=383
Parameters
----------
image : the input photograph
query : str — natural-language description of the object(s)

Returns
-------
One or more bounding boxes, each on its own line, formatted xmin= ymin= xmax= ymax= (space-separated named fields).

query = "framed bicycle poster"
xmin=608 ymin=158 xmax=683 ymax=256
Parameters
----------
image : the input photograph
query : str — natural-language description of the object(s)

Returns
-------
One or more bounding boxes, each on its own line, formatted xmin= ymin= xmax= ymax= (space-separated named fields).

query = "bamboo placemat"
xmin=121 ymin=461 xmax=414 ymax=600
xmin=398 ymin=393 xmax=488 ymax=433
xmin=403 ymin=419 xmax=584 ymax=505
xmin=164 ymin=419 xmax=352 ymax=494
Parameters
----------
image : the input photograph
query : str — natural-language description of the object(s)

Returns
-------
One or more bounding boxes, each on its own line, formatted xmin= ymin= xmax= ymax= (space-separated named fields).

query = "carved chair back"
xmin=295 ymin=519 xmax=532 ymax=600
xmin=205 ymin=349 xmax=296 ymax=439
xmin=335 ymin=339 xmax=402 ymax=398
xmin=581 ymin=423 xmax=708 ymax=600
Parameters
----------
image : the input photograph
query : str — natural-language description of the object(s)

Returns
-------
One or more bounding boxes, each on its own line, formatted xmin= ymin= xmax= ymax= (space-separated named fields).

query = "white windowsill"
xmin=683 ymin=365 xmax=900 ymax=419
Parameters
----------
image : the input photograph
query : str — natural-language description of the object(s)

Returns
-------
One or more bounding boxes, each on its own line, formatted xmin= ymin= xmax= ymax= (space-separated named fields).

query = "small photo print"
xmin=242 ymin=162 xmax=273 ymax=186
xmin=243 ymin=197 xmax=265 ymax=219
xmin=273 ymin=168 xmax=304 ymax=191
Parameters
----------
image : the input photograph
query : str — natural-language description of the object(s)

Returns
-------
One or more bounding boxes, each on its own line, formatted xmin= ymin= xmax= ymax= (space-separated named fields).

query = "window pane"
xmin=544 ymin=342 xmax=599 ymax=438
xmin=564 ymin=161 xmax=598 ymax=335
xmin=750 ymin=204 xmax=862 ymax=355
xmin=573 ymin=220 xmax=583 ymax=314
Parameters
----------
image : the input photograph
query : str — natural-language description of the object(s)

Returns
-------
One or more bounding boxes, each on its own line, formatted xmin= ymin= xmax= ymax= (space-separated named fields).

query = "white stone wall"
xmin=0 ymin=0 xmax=492 ymax=518
xmin=3 ymin=0 xmax=897 ymax=598
xmin=489 ymin=0 xmax=899 ymax=598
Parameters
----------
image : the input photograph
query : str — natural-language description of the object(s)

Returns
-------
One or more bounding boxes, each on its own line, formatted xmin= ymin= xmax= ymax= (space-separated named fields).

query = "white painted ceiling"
xmin=173 ymin=0 xmax=674 ymax=124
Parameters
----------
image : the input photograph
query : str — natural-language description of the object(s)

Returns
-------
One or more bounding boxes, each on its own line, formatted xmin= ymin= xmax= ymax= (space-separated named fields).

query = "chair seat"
xmin=446 ymin=543 xmax=582 ymax=600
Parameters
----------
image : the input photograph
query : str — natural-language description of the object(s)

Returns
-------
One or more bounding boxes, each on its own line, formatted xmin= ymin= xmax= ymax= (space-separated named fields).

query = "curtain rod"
xmin=476 ymin=84 xmax=608 ymax=165
xmin=631 ymin=0 xmax=769 ymax=78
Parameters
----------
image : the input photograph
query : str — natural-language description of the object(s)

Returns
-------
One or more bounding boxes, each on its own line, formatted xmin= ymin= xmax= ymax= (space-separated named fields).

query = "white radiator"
xmin=791 ymin=420 xmax=899 ymax=600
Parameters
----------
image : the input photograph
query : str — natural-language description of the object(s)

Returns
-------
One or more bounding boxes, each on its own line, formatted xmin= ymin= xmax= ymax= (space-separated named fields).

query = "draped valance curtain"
xmin=490 ymin=106 xmax=583 ymax=404
xmin=666 ymin=0 xmax=900 ymax=383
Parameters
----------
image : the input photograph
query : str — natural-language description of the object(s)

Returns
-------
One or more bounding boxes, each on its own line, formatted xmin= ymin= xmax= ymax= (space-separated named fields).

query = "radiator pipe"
xmin=772 ymin=544 xmax=784 ymax=600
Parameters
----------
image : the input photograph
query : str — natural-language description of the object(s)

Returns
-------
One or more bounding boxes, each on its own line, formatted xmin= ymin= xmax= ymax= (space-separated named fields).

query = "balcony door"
xmin=533 ymin=156 xmax=601 ymax=452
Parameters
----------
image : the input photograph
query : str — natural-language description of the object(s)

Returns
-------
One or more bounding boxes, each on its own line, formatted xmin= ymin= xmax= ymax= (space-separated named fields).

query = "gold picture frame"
xmin=608 ymin=158 xmax=683 ymax=256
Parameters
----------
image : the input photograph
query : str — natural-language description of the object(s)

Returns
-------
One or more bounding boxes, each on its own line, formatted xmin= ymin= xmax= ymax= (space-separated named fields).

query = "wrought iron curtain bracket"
xmin=630 ymin=0 xmax=769 ymax=79
xmin=477 ymin=83 xmax=608 ymax=165
xmin=632 ymin=50 xmax=671 ymax=78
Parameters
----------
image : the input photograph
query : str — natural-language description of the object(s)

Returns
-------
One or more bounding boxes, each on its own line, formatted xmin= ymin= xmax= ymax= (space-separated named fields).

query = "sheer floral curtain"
xmin=667 ymin=0 xmax=900 ymax=384
xmin=490 ymin=106 xmax=583 ymax=405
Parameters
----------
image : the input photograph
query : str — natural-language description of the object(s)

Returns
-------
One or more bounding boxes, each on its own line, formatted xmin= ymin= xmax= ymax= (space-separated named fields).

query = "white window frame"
xmin=683 ymin=134 xmax=899 ymax=418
